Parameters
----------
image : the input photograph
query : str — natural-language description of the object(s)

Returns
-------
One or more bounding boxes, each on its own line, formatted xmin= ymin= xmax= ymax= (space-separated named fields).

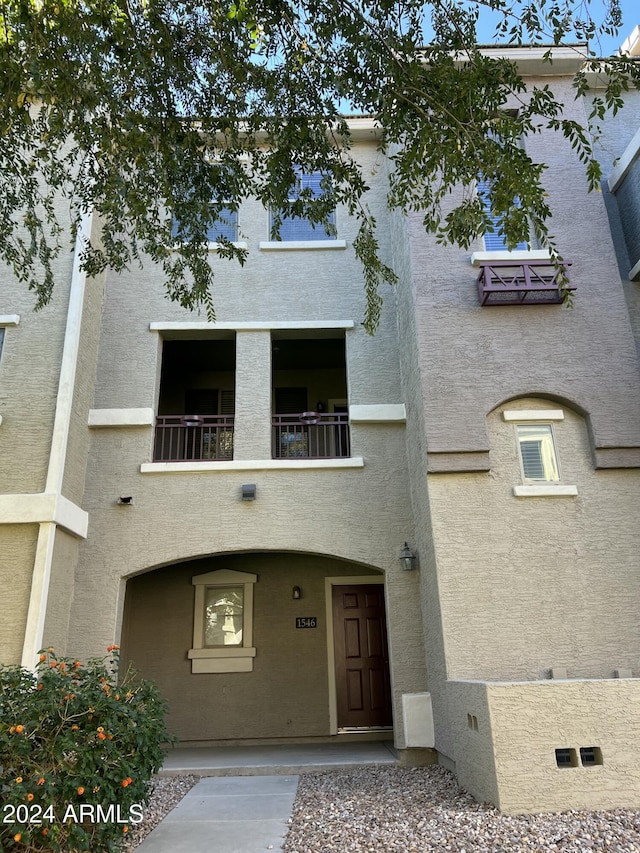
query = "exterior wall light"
xmin=399 ymin=542 xmax=416 ymax=571
xmin=117 ymin=496 xmax=134 ymax=506
xmin=292 ymin=586 xmax=301 ymax=600
xmin=241 ymin=484 xmax=256 ymax=501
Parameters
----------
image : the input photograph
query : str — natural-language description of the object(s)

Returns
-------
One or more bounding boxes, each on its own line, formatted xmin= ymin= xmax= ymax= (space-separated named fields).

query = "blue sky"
xmin=471 ymin=0 xmax=639 ymax=56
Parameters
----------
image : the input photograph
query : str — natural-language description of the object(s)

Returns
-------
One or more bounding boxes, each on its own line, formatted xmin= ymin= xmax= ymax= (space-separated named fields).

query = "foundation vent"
xmin=555 ymin=748 xmax=578 ymax=768
xmin=580 ymin=747 xmax=603 ymax=767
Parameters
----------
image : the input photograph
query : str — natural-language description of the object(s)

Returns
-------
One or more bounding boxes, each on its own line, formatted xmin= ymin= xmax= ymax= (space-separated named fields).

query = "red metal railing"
xmin=272 ymin=412 xmax=350 ymax=458
xmin=477 ymin=259 xmax=574 ymax=305
xmin=153 ymin=415 xmax=234 ymax=462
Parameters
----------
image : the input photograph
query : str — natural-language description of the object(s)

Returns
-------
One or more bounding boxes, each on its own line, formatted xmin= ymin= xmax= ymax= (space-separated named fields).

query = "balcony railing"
xmin=153 ymin=415 xmax=234 ymax=462
xmin=477 ymin=259 xmax=574 ymax=306
xmin=272 ymin=412 xmax=350 ymax=459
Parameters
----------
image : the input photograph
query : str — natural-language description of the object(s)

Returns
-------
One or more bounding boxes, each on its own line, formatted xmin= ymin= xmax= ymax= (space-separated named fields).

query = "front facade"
xmin=1 ymin=46 xmax=639 ymax=813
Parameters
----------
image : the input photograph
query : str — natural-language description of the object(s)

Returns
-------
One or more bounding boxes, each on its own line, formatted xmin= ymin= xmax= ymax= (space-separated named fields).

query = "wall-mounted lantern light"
xmin=399 ymin=542 xmax=417 ymax=571
xmin=292 ymin=586 xmax=301 ymax=600
xmin=241 ymin=484 xmax=257 ymax=501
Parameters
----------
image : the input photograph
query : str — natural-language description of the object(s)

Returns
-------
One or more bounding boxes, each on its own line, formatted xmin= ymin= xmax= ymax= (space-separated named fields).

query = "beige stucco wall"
xmin=0 ymin=525 xmax=39 ymax=663
xmin=41 ymin=528 xmax=82 ymax=656
xmin=64 ymin=140 xmax=427 ymax=747
xmin=121 ymin=553 xmax=380 ymax=742
xmin=430 ymin=398 xmax=640 ymax=682
xmin=0 ymin=279 xmax=73 ymax=495
xmin=451 ymin=678 xmax=640 ymax=813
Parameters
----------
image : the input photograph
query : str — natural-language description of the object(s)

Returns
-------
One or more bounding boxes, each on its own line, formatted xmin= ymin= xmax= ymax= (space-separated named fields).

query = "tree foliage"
xmin=0 ymin=0 xmax=638 ymax=330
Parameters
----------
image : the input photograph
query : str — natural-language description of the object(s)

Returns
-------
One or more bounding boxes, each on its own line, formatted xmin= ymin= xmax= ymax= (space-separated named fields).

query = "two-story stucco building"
xmin=1 ymin=43 xmax=639 ymax=813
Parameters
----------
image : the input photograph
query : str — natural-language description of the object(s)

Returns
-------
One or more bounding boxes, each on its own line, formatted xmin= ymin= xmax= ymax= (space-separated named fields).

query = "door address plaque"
xmin=296 ymin=617 xmax=317 ymax=628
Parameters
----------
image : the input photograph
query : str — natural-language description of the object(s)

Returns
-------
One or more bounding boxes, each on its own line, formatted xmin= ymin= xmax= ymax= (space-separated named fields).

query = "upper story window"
xmin=172 ymin=206 xmax=238 ymax=244
xmin=271 ymin=170 xmax=336 ymax=241
xmin=476 ymin=178 xmax=529 ymax=252
xmin=516 ymin=423 xmax=560 ymax=482
xmin=503 ymin=409 xmax=578 ymax=496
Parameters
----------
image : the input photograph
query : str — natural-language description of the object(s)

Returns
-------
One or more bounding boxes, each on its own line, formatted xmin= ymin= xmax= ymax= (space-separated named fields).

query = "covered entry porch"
xmin=120 ymin=551 xmax=397 ymax=744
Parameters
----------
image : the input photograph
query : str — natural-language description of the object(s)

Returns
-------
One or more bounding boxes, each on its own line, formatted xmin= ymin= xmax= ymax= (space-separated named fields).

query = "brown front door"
xmin=332 ymin=584 xmax=393 ymax=729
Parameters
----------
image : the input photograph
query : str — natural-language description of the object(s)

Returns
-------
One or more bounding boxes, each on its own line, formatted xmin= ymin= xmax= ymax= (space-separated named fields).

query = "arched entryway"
xmin=120 ymin=551 xmax=392 ymax=744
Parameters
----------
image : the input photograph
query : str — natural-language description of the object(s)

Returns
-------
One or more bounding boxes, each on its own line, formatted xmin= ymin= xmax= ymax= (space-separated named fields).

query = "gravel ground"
xmin=282 ymin=766 xmax=640 ymax=853
xmin=121 ymin=766 xmax=640 ymax=852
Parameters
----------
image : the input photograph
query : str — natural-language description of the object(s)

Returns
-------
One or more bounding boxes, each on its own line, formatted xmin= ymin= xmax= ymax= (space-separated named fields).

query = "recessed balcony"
xmin=477 ymin=259 xmax=574 ymax=306
xmin=272 ymin=412 xmax=351 ymax=458
xmin=153 ymin=415 xmax=234 ymax=462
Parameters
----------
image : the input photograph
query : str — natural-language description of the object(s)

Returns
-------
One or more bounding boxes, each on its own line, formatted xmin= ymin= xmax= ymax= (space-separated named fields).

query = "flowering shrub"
xmin=0 ymin=648 xmax=174 ymax=851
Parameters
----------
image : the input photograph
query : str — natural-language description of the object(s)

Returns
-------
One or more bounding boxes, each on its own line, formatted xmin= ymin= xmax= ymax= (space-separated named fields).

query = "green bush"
xmin=0 ymin=648 xmax=174 ymax=852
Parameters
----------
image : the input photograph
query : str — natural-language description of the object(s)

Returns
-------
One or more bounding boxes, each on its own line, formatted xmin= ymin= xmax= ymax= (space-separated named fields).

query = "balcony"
xmin=272 ymin=412 xmax=350 ymax=459
xmin=153 ymin=414 xmax=234 ymax=462
xmin=477 ymin=259 xmax=574 ymax=306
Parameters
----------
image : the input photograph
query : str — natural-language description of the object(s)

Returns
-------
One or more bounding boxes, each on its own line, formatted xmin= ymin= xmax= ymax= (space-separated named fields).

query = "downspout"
xmin=20 ymin=211 xmax=92 ymax=668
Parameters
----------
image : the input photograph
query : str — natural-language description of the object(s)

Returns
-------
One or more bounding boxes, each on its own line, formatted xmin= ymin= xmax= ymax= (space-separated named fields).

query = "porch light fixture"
xmin=292 ymin=586 xmax=301 ymax=600
xmin=241 ymin=484 xmax=256 ymax=501
xmin=399 ymin=542 xmax=416 ymax=571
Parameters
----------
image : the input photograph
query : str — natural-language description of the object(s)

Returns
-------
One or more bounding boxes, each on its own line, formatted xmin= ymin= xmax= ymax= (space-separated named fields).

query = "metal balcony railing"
xmin=153 ymin=415 xmax=234 ymax=462
xmin=272 ymin=412 xmax=350 ymax=459
xmin=477 ymin=259 xmax=574 ymax=306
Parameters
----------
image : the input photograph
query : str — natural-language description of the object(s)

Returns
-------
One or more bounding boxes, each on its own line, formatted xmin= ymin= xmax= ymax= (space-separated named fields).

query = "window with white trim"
xmin=476 ymin=178 xmax=529 ymax=252
xmin=271 ymin=170 xmax=336 ymax=241
xmin=172 ymin=206 xmax=238 ymax=243
xmin=503 ymin=408 xmax=578 ymax=497
xmin=516 ymin=423 xmax=560 ymax=482
xmin=188 ymin=569 xmax=257 ymax=673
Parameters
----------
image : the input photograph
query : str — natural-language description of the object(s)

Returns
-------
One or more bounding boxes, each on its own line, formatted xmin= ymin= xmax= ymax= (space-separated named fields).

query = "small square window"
xmin=271 ymin=170 xmax=336 ymax=241
xmin=516 ymin=424 xmax=559 ymax=482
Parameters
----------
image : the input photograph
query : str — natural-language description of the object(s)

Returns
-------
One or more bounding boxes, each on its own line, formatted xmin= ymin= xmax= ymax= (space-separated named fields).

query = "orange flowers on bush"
xmin=121 ymin=777 xmax=132 ymax=787
xmin=97 ymin=732 xmax=106 ymax=740
xmin=77 ymin=786 xmax=85 ymax=795
xmin=27 ymin=793 xmax=34 ymax=802
xmin=37 ymin=778 xmax=45 ymax=786
xmin=15 ymin=725 xmax=24 ymax=734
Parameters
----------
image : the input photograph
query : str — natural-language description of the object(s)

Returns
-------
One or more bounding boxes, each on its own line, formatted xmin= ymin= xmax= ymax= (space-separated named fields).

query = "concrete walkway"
xmin=136 ymin=742 xmax=398 ymax=853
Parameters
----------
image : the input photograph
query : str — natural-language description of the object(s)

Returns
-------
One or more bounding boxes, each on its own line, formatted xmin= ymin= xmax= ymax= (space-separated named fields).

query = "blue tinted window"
xmin=172 ymin=207 xmax=238 ymax=243
xmin=477 ymin=179 xmax=528 ymax=251
xmin=272 ymin=171 xmax=336 ymax=241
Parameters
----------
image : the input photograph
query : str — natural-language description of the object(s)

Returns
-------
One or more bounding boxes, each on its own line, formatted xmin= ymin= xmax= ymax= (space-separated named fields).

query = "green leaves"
xmin=0 ymin=0 xmax=638 ymax=330
xmin=0 ymin=648 xmax=173 ymax=852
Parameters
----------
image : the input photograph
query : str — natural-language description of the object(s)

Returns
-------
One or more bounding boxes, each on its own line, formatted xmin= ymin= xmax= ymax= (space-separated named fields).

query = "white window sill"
xmin=0 ymin=315 xmax=20 ymax=326
xmin=471 ymin=250 xmax=551 ymax=266
xmin=141 ymin=457 xmax=364 ymax=473
xmin=259 ymin=240 xmax=347 ymax=251
xmin=171 ymin=242 xmax=248 ymax=252
xmin=187 ymin=648 xmax=257 ymax=673
xmin=513 ymin=484 xmax=578 ymax=497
